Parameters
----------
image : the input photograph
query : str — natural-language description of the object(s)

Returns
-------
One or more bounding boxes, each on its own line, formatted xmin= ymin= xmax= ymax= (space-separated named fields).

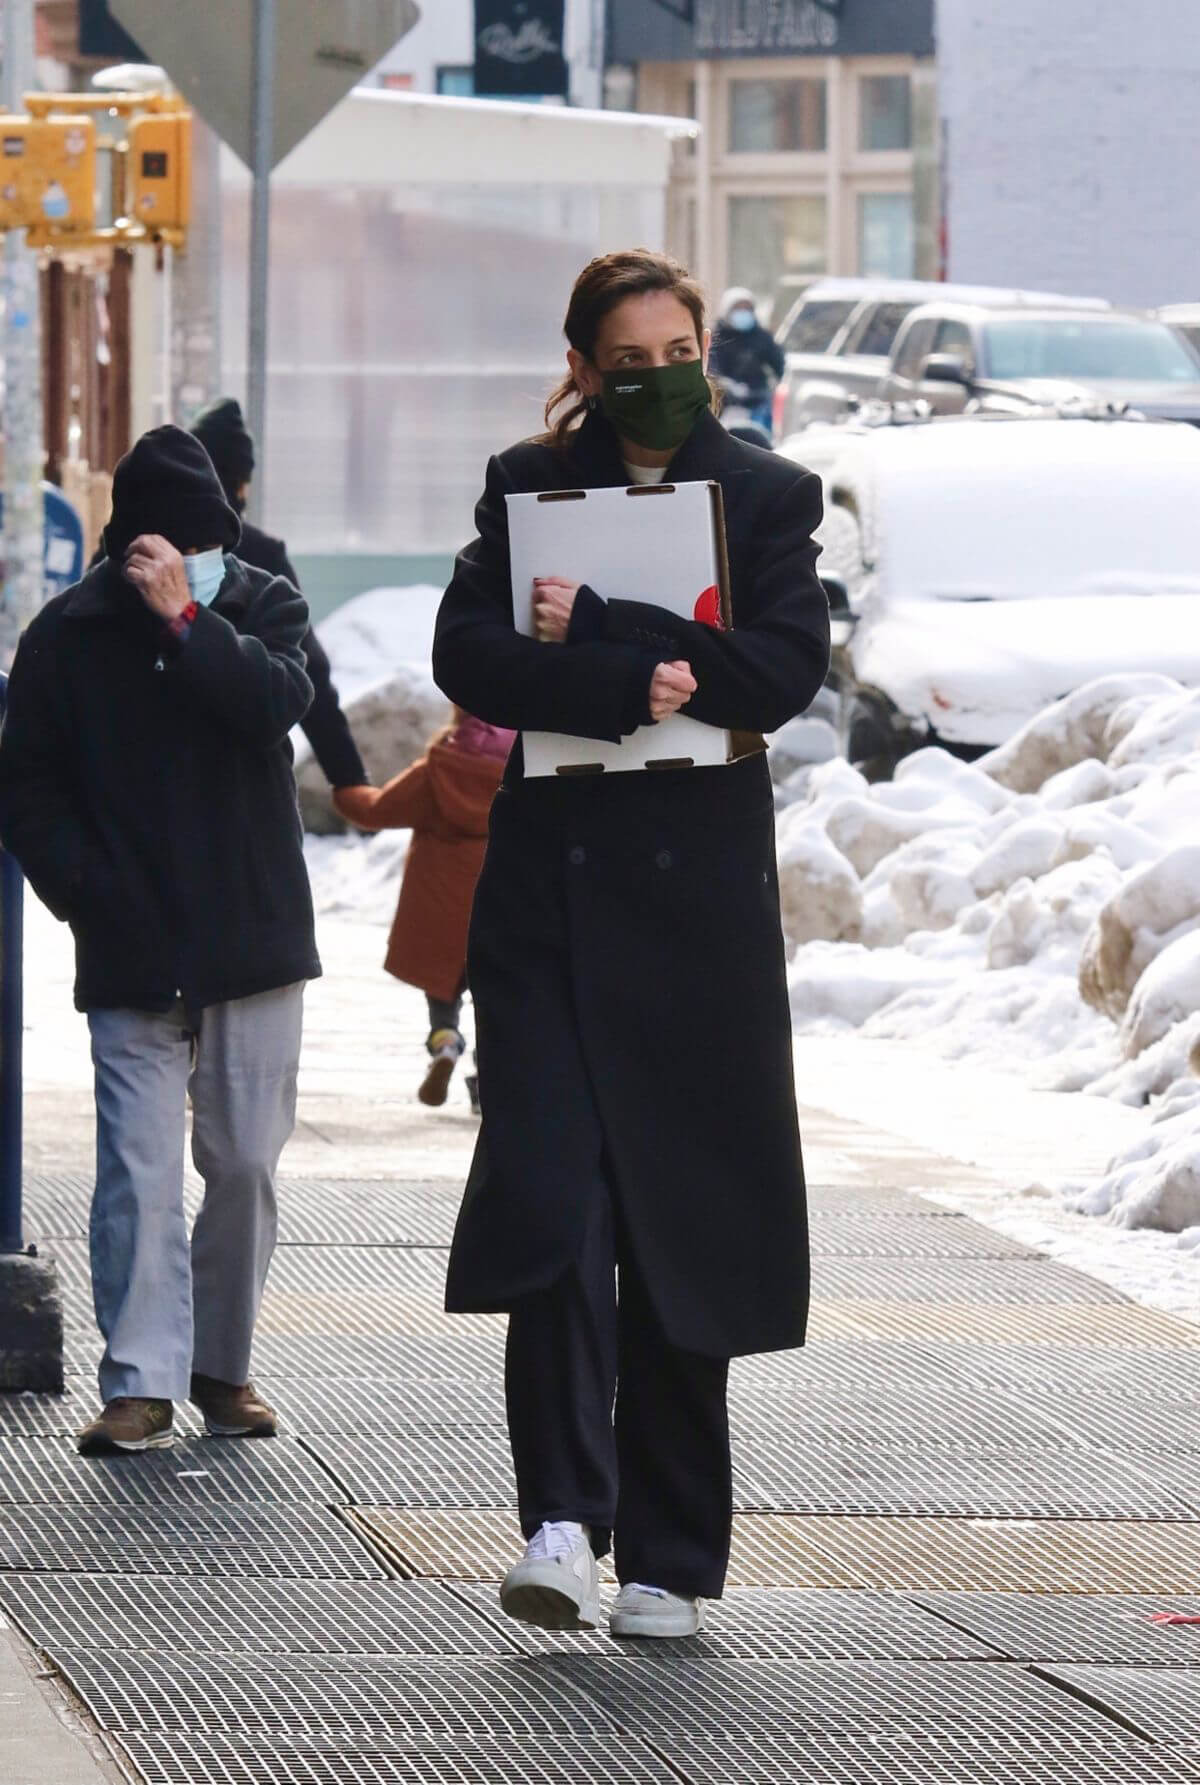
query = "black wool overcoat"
xmin=432 ymin=409 xmax=830 ymax=1358
xmin=0 ymin=557 xmax=321 ymax=1013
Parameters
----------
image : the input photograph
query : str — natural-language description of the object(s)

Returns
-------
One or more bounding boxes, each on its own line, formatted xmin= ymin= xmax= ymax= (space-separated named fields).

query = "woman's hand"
xmin=649 ymin=660 xmax=697 ymax=722
xmin=532 ymin=578 xmax=579 ymax=644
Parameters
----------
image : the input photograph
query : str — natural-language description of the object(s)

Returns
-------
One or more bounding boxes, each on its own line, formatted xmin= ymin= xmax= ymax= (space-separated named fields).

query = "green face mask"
xmin=599 ymin=358 xmax=711 ymax=453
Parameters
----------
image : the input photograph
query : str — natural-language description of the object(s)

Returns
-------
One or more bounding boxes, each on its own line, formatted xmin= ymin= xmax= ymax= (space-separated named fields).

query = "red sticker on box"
xmin=693 ymin=584 xmax=725 ymax=629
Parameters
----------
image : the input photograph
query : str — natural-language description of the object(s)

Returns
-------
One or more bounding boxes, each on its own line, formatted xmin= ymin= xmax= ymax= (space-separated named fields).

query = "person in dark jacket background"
xmin=707 ymin=286 xmax=785 ymax=437
xmin=189 ymin=396 xmax=366 ymax=792
xmin=0 ymin=425 xmax=320 ymax=1458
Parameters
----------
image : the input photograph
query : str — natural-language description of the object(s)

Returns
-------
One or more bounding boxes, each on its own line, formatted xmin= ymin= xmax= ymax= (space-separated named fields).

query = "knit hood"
xmin=103 ymin=425 xmax=241 ymax=562
xmin=190 ymin=396 xmax=255 ymax=509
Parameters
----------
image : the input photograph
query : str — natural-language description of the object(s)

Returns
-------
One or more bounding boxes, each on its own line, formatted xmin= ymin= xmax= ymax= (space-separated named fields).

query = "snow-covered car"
xmin=781 ymin=413 xmax=1200 ymax=776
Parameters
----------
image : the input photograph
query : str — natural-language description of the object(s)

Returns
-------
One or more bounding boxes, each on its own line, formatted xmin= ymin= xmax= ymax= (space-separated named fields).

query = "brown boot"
xmin=190 ymin=1373 xmax=278 ymax=1437
xmin=77 ymin=1397 xmax=174 ymax=1456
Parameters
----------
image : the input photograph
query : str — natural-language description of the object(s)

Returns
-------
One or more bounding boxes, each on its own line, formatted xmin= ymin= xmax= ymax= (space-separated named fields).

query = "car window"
xmin=1171 ymin=323 xmax=1200 ymax=359
xmin=782 ymin=299 xmax=858 ymax=353
xmin=982 ymin=318 xmax=1200 ymax=382
xmin=933 ymin=320 xmax=975 ymax=367
xmin=847 ymin=301 xmax=916 ymax=359
xmin=892 ymin=317 xmax=937 ymax=379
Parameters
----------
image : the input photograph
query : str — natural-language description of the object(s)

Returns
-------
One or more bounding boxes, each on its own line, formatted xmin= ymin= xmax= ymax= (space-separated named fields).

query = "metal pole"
xmin=246 ymin=0 xmax=275 ymax=525
xmin=0 ymin=784 xmax=24 ymax=1251
xmin=1 ymin=0 xmax=43 ymax=667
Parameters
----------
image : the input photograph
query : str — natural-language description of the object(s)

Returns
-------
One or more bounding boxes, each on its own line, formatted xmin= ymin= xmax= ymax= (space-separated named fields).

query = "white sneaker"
xmin=499 ymin=1522 xmax=600 ymax=1631
xmin=610 ymin=1582 xmax=703 ymax=1638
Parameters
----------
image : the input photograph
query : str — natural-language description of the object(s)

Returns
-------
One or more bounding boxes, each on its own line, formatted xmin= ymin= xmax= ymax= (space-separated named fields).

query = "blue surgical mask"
xmin=184 ymin=547 xmax=226 ymax=607
xmin=729 ymin=307 xmax=757 ymax=332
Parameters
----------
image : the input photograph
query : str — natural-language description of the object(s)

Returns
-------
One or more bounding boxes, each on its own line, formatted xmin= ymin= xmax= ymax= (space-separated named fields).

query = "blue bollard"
xmin=0 ymin=670 xmax=22 ymax=1254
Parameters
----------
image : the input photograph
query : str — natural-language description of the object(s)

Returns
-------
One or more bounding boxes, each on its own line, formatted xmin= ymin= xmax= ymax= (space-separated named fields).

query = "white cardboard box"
xmin=507 ymin=479 xmax=733 ymax=777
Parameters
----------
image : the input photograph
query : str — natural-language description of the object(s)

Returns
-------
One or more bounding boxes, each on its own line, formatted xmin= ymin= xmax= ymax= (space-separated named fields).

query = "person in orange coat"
xmin=334 ymin=709 xmax=514 ymax=1109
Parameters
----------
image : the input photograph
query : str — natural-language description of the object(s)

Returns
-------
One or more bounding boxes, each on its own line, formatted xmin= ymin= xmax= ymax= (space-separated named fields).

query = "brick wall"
xmin=937 ymin=0 xmax=1200 ymax=306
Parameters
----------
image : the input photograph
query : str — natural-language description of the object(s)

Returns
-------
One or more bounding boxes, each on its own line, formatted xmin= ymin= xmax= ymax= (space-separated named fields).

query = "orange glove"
xmin=332 ymin=784 xmax=380 ymax=829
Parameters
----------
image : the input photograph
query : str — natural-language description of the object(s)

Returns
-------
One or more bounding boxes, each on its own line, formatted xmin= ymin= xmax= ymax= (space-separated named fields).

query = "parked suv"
xmin=772 ymin=278 xmax=1107 ymax=436
xmin=881 ymin=304 xmax=1200 ymax=422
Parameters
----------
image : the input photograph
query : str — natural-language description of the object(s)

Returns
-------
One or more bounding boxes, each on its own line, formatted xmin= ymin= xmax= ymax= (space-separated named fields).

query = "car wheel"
xmin=840 ymin=689 xmax=912 ymax=782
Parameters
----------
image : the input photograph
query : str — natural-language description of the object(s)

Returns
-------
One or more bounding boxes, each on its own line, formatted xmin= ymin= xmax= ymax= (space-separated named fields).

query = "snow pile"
xmin=305 ymin=830 xmax=410 ymax=925
xmin=780 ymin=674 xmax=1200 ymax=1234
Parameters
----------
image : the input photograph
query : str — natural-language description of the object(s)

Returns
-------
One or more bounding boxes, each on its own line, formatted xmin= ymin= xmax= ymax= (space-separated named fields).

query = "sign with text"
xmin=696 ymin=0 xmax=838 ymax=52
xmin=611 ymin=0 xmax=931 ymax=61
xmin=474 ymin=0 xmax=567 ymax=98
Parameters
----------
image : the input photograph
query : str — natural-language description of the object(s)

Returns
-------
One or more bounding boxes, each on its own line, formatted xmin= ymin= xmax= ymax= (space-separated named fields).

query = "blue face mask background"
xmin=184 ymin=548 xmax=226 ymax=607
xmin=729 ymin=308 xmax=757 ymax=332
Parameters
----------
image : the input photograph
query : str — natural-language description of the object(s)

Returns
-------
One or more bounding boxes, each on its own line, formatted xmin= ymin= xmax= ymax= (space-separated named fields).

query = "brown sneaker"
xmin=77 ymin=1397 xmax=174 ymax=1456
xmin=190 ymin=1373 xmax=278 ymax=1437
xmin=419 ymin=1027 xmax=465 ymax=1107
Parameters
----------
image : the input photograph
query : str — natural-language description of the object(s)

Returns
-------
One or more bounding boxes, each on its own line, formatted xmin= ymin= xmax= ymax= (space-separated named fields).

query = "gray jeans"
xmin=87 ymin=983 xmax=304 ymax=1403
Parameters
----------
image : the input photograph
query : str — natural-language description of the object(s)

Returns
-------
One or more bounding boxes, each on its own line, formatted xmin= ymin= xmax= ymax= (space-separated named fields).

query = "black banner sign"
xmin=474 ymin=0 xmax=568 ymax=99
xmin=78 ymin=0 xmax=146 ymax=60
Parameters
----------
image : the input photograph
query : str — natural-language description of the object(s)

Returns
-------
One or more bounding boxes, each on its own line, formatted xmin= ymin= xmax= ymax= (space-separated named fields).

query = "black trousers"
xmin=504 ymin=1184 xmax=733 ymax=1600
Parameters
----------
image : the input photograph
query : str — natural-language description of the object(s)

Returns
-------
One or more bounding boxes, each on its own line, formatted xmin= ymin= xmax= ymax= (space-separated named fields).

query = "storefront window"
xmin=729 ymin=195 xmax=826 ymax=305
xmin=729 ymin=79 xmax=827 ymax=153
xmin=859 ymin=75 xmax=912 ymax=151
xmin=858 ymin=192 xmax=914 ymax=278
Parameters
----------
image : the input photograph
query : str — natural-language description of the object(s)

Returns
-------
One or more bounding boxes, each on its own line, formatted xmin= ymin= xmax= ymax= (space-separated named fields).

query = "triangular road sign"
xmin=110 ymin=0 xmax=421 ymax=169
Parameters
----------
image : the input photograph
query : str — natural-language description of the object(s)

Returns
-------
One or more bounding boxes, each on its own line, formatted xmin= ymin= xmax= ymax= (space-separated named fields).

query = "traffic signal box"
xmin=0 ymin=115 xmax=96 ymax=236
xmin=128 ymin=113 xmax=190 ymax=235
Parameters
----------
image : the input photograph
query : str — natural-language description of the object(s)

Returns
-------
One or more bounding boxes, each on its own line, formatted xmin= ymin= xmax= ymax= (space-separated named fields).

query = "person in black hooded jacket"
xmin=190 ymin=397 xmax=366 ymax=792
xmin=0 ymin=425 xmax=320 ymax=1459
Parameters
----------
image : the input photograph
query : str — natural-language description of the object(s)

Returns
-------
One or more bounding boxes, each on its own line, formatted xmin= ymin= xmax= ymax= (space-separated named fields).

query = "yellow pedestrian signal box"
xmin=0 ymin=114 xmax=95 ymax=235
xmin=128 ymin=113 xmax=190 ymax=236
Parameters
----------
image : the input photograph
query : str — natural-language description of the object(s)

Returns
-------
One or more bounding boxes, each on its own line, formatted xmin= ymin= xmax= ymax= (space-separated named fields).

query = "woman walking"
xmin=432 ymin=250 xmax=830 ymax=1638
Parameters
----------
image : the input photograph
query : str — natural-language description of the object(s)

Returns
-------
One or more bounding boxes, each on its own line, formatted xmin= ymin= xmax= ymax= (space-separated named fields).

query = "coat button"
xmin=655 ymin=849 xmax=673 ymax=870
xmin=568 ymin=846 xmax=586 ymax=866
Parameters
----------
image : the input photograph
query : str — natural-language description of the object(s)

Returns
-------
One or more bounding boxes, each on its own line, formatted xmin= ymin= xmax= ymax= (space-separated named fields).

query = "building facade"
xmin=607 ymin=0 xmax=937 ymax=314
xmin=937 ymin=0 xmax=1200 ymax=308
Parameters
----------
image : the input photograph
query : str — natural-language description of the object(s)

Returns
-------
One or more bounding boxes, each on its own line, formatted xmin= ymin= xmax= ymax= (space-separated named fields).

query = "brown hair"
xmin=541 ymin=249 xmax=716 ymax=451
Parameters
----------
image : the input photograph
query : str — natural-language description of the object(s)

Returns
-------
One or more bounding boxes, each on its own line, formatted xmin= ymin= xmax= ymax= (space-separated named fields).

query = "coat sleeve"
xmin=334 ymin=759 xmax=435 ymax=832
xmin=570 ymin=469 xmax=830 ymax=736
xmin=0 ymin=628 xmax=93 ymax=920
xmin=166 ymin=575 xmax=314 ymax=747
xmin=432 ymin=454 xmax=664 ymax=742
xmin=763 ymin=329 xmax=786 ymax=381
xmin=298 ymin=625 xmax=368 ymax=788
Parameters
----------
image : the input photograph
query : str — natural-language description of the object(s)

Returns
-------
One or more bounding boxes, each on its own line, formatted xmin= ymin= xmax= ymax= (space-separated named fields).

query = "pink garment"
xmin=450 ymin=713 xmax=516 ymax=761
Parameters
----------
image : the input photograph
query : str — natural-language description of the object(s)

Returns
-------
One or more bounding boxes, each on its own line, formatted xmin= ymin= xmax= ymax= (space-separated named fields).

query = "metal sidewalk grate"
xmin=0 ymin=1386 xmax=208 ymax=1439
xmin=564 ymin=1655 xmax=1118 ymax=1742
xmin=809 ymin=1217 xmax=1035 ymax=1259
xmin=0 ymin=1573 xmax=515 ymax=1657
xmin=456 ymin=1582 xmax=1001 ymax=1661
xmin=254 ymin=1285 xmax=502 ymax=1343
xmin=767 ymin=1515 xmax=1200 ymax=1595
xmin=20 ymin=1173 xmax=94 ymax=1241
xmin=669 ymin=1734 xmax=1200 ymax=1783
xmin=50 ymin=1649 xmax=621 ymax=1739
xmin=0 ymin=1504 xmax=387 ymax=1578
xmin=921 ymin=1340 xmax=1200 ymax=1402
xmin=302 ymin=1430 xmax=518 ymax=1510
xmin=342 ymin=1509 xmax=616 ymax=1585
xmin=811 ymin=1299 xmax=1200 ymax=1349
xmin=1023 ymin=1392 xmax=1200 ymax=1457
xmin=814 ymin=1257 xmax=1127 ymax=1306
xmin=916 ymin=1592 xmax=1200 ymax=1667
xmin=726 ymin=1381 xmax=1075 ymax=1453
xmin=1033 ymin=1665 xmax=1200 ymax=1744
xmin=275 ymin=1177 xmax=463 ymax=1247
xmin=730 ymin=1341 xmax=961 ymax=1393
xmin=0 ymin=1434 xmax=348 ymax=1508
xmin=262 ymin=1375 xmax=506 ymax=1434
xmin=114 ymin=1732 xmax=682 ymax=1783
xmin=806 ymin=1184 xmax=962 ymax=1216
xmin=730 ymin=1436 xmax=1192 ymax=1521
xmin=250 ymin=1334 xmax=505 ymax=1382
xmin=268 ymin=1246 xmax=450 ymax=1294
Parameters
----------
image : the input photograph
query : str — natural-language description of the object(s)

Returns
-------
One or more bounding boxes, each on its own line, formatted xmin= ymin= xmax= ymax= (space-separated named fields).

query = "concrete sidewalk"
xmin=3 ymin=903 xmax=1199 ymax=1781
